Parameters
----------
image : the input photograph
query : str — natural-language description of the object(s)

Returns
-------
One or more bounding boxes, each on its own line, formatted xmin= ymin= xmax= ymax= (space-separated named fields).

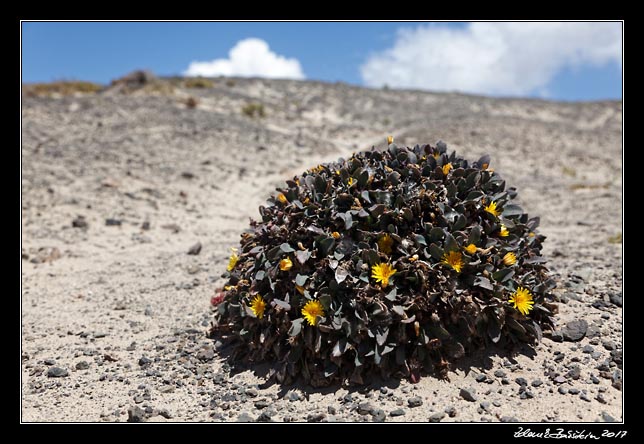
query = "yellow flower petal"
xmin=377 ymin=233 xmax=394 ymax=255
xmin=371 ymin=262 xmax=396 ymax=288
xmin=484 ymin=201 xmax=500 ymax=217
xmin=442 ymin=162 xmax=453 ymax=175
xmin=227 ymin=248 xmax=239 ymax=272
xmin=441 ymin=250 xmax=463 ymax=273
xmin=249 ymin=295 xmax=266 ymax=319
xmin=502 ymin=252 xmax=517 ymax=266
xmin=277 ymin=193 xmax=288 ymax=204
xmin=499 ymin=224 xmax=509 ymax=237
xmin=302 ymin=300 xmax=325 ymax=326
xmin=464 ymin=243 xmax=477 ymax=255
xmin=509 ymin=287 xmax=534 ymax=316
xmin=279 ymin=257 xmax=293 ymax=271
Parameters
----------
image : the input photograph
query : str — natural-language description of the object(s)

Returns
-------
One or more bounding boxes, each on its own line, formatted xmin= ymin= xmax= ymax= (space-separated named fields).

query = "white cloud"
xmin=361 ymin=22 xmax=622 ymax=96
xmin=183 ymin=38 xmax=305 ymax=80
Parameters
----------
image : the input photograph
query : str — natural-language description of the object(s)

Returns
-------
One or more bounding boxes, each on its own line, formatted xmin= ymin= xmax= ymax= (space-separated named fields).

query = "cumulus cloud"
xmin=361 ymin=22 xmax=622 ymax=96
xmin=183 ymin=38 xmax=305 ymax=80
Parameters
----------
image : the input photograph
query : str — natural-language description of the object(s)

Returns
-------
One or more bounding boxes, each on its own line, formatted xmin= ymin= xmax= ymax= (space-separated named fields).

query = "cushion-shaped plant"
xmin=210 ymin=140 xmax=556 ymax=386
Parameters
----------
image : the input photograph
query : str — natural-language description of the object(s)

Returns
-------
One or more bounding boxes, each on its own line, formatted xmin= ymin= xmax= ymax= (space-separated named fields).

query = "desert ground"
xmin=21 ymin=75 xmax=622 ymax=422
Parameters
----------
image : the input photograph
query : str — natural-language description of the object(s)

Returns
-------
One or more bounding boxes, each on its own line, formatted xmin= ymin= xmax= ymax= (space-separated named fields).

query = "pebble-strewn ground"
xmin=21 ymin=77 xmax=622 ymax=422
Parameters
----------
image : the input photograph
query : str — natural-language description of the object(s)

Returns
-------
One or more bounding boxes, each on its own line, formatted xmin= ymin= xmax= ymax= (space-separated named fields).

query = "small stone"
xmin=285 ymin=390 xmax=301 ymax=402
xmin=445 ymin=406 xmax=457 ymax=417
xmin=408 ymin=396 xmax=423 ymax=408
xmin=181 ymin=171 xmax=195 ymax=179
xmin=501 ymin=378 xmax=510 ymax=385
xmin=236 ymin=413 xmax=254 ymax=422
xmin=573 ymin=268 xmax=592 ymax=282
xmin=138 ymin=356 xmax=152 ymax=367
xmin=601 ymin=411 xmax=616 ymax=422
xmin=256 ymin=412 xmax=273 ymax=422
xmin=475 ymin=374 xmax=487 ymax=383
xmin=602 ymin=340 xmax=616 ymax=351
xmin=75 ymin=361 xmax=90 ymax=370
xmin=549 ymin=331 xmax=564 ymax=342
xmin=327 ymin=406 xmax=336 ymax=415
xmin=493 ymin=369 xmax=506 ymax=378
xmin=562 ymin=320 xmax=588 ymax=342
xmin=157 ymin=409 xmax=172 ymax=419
xmin=493 ymin=401 xmax=502 ymax=407
xmin=105 ymin=218 xmax=122 ymax=226
xmin=254 ymin=399 xmax=270 ymax=409
xmin=580 ymin=391 xmax=591 ymax=402
xmin=566 ymin=365 xmax=581 ymax=380
xmin=582 ymin=345 xmax=594 ymax=354
xmin=596 ymin=394 xmax=608 ymax=404
xmin=72 ymin=216 xmax=88 ymax=229
xmin=127 ymin=406 xmax=145 ymax=422
xmin=459 ymin=387 xmax=477 ymax=402
xmin=500 ymin=416 xmax=519 ymax=422
xmin=358 ymin=402 xmax=373 ymax=415
xmin=141 ymin=221 xmax=150 ymax=230
xmin=515 ymin=377 xmax=528 ymax=387
xmin=429 ymin=412 xmax=445 ymax=422
xmin=159 ymin=385 xmax=175 ymax=393
xmin=608 ymin=292 xmax=622 ymax=307
xmin=531 ymin=379 xmax=543 ymax=387
xmin=479 ymin=401 xmax=491 ymax=413
xmin=390 ymin=408 xmax=405 ymax=417
xmin=44 ymin=359 xmax=56 ymax=365
xmin=553 ymin=375 xmax=567 ymax=384
xmin=372 ymin=409 xmax=386 ymax=422
xmin=590 ymin=375 xmax=600 ymax=384
xmin=558 ymin=386 xmax=568 ymax=395
xmin=197 ymin=346 xmax=215 ymax=362
xmin=569 ymin=388 xmax=580 ymax=395
xmin=47 ymin=367 xmax=68 ymax=378
xmin=187 ymin=242 xmax=202 ymax=255
xmin=306 ymin=413 xmax=326 ymax=422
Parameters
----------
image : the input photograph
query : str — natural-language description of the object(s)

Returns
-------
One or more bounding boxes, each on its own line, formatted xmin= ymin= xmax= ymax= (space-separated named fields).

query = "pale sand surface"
xmin=21 ymin=78 xmax=622 ymax=422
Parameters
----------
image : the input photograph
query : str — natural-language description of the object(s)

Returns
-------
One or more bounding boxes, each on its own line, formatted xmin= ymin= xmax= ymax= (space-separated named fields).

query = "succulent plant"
xmin=210 ymin=140 xmax=556 ymax=386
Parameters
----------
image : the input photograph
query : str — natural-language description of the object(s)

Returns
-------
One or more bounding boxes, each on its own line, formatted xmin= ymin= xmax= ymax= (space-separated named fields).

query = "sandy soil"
xmin=21 ymin=77 xmax=622 ymax=422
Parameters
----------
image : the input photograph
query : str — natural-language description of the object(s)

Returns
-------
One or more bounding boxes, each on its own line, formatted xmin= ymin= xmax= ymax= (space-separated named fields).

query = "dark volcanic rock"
xmin=561 ymin=320 xmax=588 ymax=342
xmin=127 ymin=406 xmax=146 ymax=422
xmin=459 ymin=387 xmax=477 ymax=402
xmin=47 ymin=367 xmax=68 ymax=378
xmin=187 ymin=242 xmax=202 ymax=255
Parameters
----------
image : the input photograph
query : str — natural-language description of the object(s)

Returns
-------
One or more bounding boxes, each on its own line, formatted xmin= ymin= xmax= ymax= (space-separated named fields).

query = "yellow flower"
xmin=302 ymin=300 xmax=325 ymax=326
xmin=331 ymin=231 xmax=341 ymax=239
xmin=371 ymin=262 xmax=397 ymax=288
xmin=433 ymin=151 xmax=440 ymax=159
xmin=277 ymin=193 xmax=288 ymax=204
xmin=347 ymin=177 xmax=355 ymax=187
xmin=279 ymin=257 xmax=293 ymax=271
xmin=482 ymin=162 xmax=489 ymax=170
xmin=442 ymin=163 xmax=453 ymax=175
xmin=250 ymin=295 xmax=266 ymax=319
xmin=387 ymin=135 xmax=394 ymax=144
xmin=377 ymin=233 xmax=394 ymax=255
xmin=509 ymin=287 xmax=534 ymax=316
xmin=226 ymin=248 xmax=239 ymax=272
xmin=441 ymin=250 xmax=464 ymax=273
xmin=528 ymin=232 xmax=535 ymax=238
xmin=224 ymin=285 xmax=234 ymax=291
xmin=499 ymin=224 xmax=509 ymax=237
xmin=484 ymin=201 xmax=500 ymax=217
xmin=502 ymin=252 xmax=517 ymax=266
xmin=464 ymin=243 xmax=477 ymax=255
xmin=303 ymin=197 xmax=310 ymax=205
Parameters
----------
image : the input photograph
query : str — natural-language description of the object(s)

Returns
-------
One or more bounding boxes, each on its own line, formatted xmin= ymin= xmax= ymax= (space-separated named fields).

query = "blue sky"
xmin=22 ymin=21 xmax=622 ymax=101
